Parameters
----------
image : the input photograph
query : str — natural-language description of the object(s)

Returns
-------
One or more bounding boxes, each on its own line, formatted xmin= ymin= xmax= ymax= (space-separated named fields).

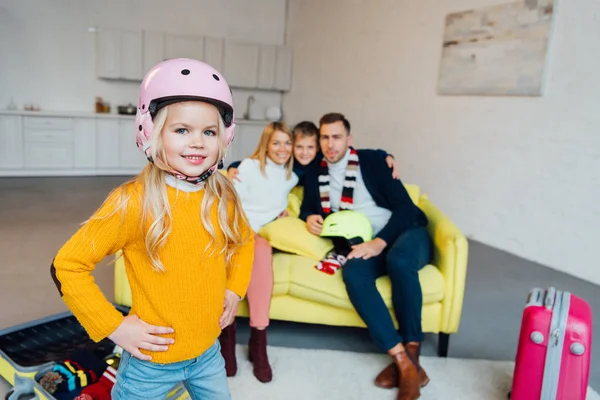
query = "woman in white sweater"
xmin=219 ymin=122 xmax=298 ymax=384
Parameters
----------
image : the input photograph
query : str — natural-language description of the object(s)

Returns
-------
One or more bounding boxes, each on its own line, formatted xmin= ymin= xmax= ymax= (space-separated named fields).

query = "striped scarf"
xmin=319 ymin=147 xmax=359 ymax=215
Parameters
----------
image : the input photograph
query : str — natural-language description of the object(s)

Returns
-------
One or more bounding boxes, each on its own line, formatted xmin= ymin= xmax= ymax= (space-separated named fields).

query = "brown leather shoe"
xmin=375 ymin=362 xmax=398 ymax=389
xmin=392 ymin=349 xmax=421 ymax=400
xmin=248 ymin=327 xmax=273 ymax=383
xmin=374 ymin=343 xmax=429 ymax=389
xmin=406 ymin=342 xmax=430 ymax=388
xmin=219 ymin=322 xmax=237 ymax=377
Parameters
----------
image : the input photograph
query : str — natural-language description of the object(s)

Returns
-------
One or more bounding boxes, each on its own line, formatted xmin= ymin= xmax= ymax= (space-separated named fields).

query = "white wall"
xmin=0 ymin=0 xmax=287 ymax=117
xmin=284 ymin=0 xmax=600 ymax=285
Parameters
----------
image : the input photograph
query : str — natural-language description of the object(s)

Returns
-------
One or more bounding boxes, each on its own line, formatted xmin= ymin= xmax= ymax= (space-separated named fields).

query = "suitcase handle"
xmin=526 ymin=288 xmax=544 ymax=307
xmin=544 ymin=287 xmax=557 ymax=310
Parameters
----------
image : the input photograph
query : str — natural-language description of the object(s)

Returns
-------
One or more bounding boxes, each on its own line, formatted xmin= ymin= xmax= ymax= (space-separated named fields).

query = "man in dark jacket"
xmin=300 ymin=113 xmax=432 ymax=400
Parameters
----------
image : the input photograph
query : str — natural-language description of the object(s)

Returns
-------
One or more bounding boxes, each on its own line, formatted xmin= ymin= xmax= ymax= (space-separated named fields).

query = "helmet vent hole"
xmin=181 ymin=69 xmax=191 ymax=75
xmin=142 ymin=104 xmax=145 ymax=110
xmin=138 ymin=125 xmax=143 ymax=131
xmin=212 ymin=74 xmax=220 ymax=81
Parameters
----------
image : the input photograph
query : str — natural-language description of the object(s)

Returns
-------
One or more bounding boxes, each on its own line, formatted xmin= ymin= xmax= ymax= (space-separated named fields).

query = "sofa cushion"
xmin=272 ymin=253 xmax=445 ymax=309
xmin=259 ymin=216 xmax=333 ymax=260
xmin=404 ymin=184 xmax=420 ymax=205
xmin=286 ymin=186 xmax=304 ymax=217
xmin=272 ymin=252 xmax=292 ymax=296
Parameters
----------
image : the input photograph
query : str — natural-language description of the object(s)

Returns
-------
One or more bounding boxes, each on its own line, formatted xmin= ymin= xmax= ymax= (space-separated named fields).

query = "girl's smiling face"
xmin=161 ymin=101 xmax=221 ymax=177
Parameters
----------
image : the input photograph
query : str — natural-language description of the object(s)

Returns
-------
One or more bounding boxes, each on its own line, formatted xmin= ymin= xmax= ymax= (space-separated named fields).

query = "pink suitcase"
xmin=510 ymin=287 xmax=593 ymax=400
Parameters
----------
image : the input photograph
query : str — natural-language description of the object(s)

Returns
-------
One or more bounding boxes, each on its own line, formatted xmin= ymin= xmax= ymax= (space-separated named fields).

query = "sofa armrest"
xmin=418 ymin=195 xmax=469 ymax=334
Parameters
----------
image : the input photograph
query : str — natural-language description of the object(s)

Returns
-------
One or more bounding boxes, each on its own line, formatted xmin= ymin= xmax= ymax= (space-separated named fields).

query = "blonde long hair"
xmin=250 ymin=122 xmax=294 ymax=179
xmin=91 ymin=104 xmax=250 ymax=272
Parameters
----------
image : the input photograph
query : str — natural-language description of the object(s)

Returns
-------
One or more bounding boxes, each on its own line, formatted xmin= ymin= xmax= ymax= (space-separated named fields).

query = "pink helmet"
xmin=135 ymin=58 xmax=235 ymax=182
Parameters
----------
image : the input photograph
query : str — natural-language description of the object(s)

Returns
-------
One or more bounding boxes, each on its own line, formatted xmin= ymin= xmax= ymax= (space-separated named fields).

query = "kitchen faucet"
xmin=243 ymin=95 xmax=255 ymax=120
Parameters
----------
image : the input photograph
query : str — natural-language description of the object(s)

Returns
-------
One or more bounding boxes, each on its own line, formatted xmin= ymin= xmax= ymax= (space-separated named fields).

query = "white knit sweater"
xmin=234 ymin=158 xmax=299 ymax=232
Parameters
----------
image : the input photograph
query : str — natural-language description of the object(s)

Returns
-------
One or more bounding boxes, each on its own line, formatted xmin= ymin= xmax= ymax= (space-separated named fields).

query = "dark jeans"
xmin=342 ymin=226 xmax=433 ymax=352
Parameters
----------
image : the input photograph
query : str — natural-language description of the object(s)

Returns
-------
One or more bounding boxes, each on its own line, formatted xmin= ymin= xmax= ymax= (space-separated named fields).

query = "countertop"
xmin=0 ymin=109 xmax=270 ymax=125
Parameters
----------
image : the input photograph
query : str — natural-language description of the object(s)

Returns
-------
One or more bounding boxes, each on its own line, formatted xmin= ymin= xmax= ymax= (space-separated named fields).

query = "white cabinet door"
xmin=121 ymin=29 xmax=143 ymax=80
xmin=96 ymin=119 xmax=120 ymax=169
xmin=257 ymin=45 xmax=277 ymax=89
xmin=24 ymin=143 xmax=73 ymax=169
xmin=223 ymin=41 xmax=260 ymax=88
xmin=164 ymin=34 xmax=204 ymax=60
xmin=96 ymin=28 xmax=121 ymax=79
xmin=73 ymin=119 xmax=96 ymax=169
xmin=204 ymin=37 xmax=224 ymax=71
xmin=227 ymin=124 xmax=263 ymax=164
xmin=274 ymin=46 xmax=293 ymax=91
xmin=144 ymin=30 xmax=165 ymax=73
xmin=0 ymin=116 xmax=23 ymax=169
xmin=118 ymin=120 xmax=147 ymax=171
xmin=22 ymin=117 xmax=74 ymax=169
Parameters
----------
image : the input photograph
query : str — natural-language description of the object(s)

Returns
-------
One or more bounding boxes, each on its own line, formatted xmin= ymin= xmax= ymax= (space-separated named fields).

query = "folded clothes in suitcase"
xmin=510 ymin=287 xmax=593 ymax=400
xmin=0 ymin=305 xmax=189 ymax=400
xmin=0 ymin=306 xmax=131 ymax=400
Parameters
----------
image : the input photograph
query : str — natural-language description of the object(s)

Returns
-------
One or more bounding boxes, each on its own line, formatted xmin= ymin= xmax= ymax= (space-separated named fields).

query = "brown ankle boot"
xmin=375 ymin=342 xmax=429 ymax=389
xmin=374 ymin=362 xmax=398 ymax=389
xmin=392 ymin=349 xmax=420 ymax=400
xmin=248 ymin=327 xmax=272 ymax=383
xmin=405 ymin=342 xmax=430 ymax=388
xmin=219 ymin=322 xmax=237 ymax=377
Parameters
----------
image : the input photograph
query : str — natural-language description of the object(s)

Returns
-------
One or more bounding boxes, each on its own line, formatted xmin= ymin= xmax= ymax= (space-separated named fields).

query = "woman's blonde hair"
xmin=92 ymin=103 xmax=250 ymax=272
xmin=249 ymin=122 xmax=294 ymax=179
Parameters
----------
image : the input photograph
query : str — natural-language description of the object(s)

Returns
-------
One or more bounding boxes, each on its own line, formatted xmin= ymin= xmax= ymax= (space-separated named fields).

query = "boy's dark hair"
xmin=319 ymin=113 xmax=351 ymax=133
xmin=292 ymin=121 xmax=319 ymax=140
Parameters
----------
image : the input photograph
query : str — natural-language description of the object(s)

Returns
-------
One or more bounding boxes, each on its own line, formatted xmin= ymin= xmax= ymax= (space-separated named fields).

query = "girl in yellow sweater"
xmin=50 ymin=58 xmax=254 ymax=400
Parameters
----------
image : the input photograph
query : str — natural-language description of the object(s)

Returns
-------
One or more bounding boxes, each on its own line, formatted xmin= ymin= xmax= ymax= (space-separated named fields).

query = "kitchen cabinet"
xmin=143 ymin=30 xmax=165 ymax=73
xmin=224 ymin=123 xmax=265 ymax=166
xmin=96 ymin=28 xmax=143 ymax=81
xmin=274 ymin=46 xmax=293 ymax=91
xmin=73 ymin=119 xmax=96 ymax=169
xmin=96 ymin=28 xmax=121 ymax=79
xmin=96 ymin=27 xmax=293 ymax=91
xmin=257 ymin=45 xmax=277 ymax=89
xmin=0 ymin=111 xmax=269 ymax=177
xmin=23 ymin=117 xmax=74 ymax=169
xmin=223 ymin=41 xmax=260 ymax=89
xmin=96 ymin=119 xmax=120 ymax=170
xmin=164 ymin=33 xmax=204 ymax=61
xmin=118 ymin=120 xmax=147 ymax=171
xmin=203 ymin=37 xmax=224 ymax=71
xmin=0 ymin=116 xmax=24 ymax=169
xmin=121 ymin=30 xmax=144 ymax=80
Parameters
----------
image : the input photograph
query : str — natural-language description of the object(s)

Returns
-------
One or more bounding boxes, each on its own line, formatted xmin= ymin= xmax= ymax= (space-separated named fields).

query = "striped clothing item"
xmin=319 ymin=147 xmax=359 ymax=214
xmin=74 ymin=365 xmax=117 ymax=400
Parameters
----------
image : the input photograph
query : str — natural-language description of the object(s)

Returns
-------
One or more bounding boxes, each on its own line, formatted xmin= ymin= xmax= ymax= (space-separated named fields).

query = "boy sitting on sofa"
xmin=300 ymin=112 xmax=432 ymax=400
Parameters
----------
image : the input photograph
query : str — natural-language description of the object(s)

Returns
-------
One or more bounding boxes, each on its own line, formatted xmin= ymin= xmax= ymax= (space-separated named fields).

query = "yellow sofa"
xmin=113 ymin=184 xmax=468 ymax=357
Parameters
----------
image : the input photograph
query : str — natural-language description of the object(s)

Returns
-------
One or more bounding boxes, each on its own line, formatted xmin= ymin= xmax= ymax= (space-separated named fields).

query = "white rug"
xmin=225 ymin=345 xmax=600 ymax=400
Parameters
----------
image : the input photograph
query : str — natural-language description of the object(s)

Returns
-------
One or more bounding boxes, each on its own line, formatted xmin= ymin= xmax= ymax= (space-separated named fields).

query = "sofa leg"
xmin=438 ymin=333 xmax=450 ymax=357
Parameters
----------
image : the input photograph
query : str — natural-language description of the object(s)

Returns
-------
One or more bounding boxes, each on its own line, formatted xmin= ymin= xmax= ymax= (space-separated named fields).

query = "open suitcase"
xmin=509 ymin=287 xmax=593 ymax=400
xmin=0 ymin=305 xmax=190 ymax=400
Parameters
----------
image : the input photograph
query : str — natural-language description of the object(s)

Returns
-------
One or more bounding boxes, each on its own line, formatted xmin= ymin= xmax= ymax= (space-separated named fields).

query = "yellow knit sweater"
xmin=51 ymin=180 xmax=254 ymax=363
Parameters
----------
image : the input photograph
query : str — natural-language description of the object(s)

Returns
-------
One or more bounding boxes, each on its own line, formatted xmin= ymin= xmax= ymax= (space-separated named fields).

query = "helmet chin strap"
xmin=167 ymin=159 xmax=225 ymax=185
xmin=144 ymin=144 xmax=226 ymax=186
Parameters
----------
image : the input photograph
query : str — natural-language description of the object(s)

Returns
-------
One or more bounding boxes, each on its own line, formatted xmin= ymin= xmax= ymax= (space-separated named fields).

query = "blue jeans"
xmin=342 ymin=227 xmax=433 ymax=352
xmin=111 ymin=340 xmax=231 ymax=400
